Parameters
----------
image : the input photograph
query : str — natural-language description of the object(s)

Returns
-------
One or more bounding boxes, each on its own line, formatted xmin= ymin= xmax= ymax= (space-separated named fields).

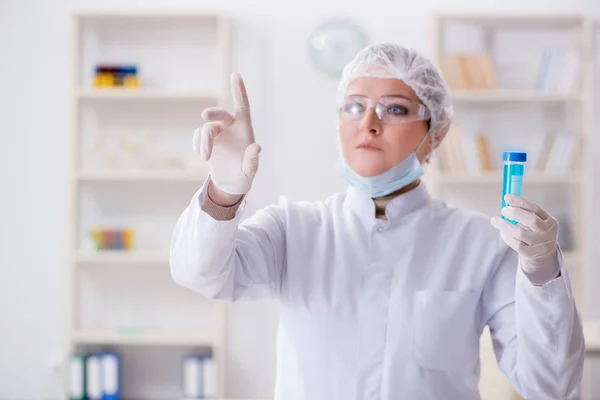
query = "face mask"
xmin=337 ymin=134 xmax=429 ymax=198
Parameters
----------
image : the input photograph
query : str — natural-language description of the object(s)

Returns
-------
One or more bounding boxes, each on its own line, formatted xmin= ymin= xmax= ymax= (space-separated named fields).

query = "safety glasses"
xmin=339 ymin=95 xmax=430 ymax=125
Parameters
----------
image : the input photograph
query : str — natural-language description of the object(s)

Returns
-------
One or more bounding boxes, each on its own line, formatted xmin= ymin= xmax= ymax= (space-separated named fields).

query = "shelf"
xmin=72 ymin=329 xmax=214 ymax=347
xmin=77 ymin=170 xmax=207 ymax=183
xmin=77 ymin=89 xmax=218 ymax=102
xmin=436 ymin=13 xmax=586 ymax=28
xmin=76 ymin=250 xmax=170 ymax=265
xmin=75 ymin=248 xmax=580 ymax=268
xmin=450 ymin=89 xmax=580 ymax=103
xmin=584 ymin=321 xmax=600 ymax=352
xmin=73 ymin=10 xmax=222 ymax=23
xmin=436 ymin=171 xmax=581 ymax=184
xmin=68 ymin=11 xmax=232 ymax=398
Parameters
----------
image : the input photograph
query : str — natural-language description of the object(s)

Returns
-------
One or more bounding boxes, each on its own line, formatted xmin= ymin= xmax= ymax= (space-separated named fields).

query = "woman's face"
xmin=338 ymin=77 xmax=431 ymax=177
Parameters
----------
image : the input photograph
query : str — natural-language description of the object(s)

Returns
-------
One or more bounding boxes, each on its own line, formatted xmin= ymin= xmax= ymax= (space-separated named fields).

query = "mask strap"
xmin=414 ymin=132 xmax=432 ymax=162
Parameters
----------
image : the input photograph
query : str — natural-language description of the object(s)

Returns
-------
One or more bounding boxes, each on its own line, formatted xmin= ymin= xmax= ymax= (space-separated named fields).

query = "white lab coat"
xmin=170 ymin=178 xmax=585 ymax=400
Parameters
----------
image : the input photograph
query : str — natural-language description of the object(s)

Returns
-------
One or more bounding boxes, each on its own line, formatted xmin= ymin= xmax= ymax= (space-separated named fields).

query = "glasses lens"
xmin=377 ymin=98 xmax=428 ymax=124
xmin=340 ymin=97 xmax=367 ymax=122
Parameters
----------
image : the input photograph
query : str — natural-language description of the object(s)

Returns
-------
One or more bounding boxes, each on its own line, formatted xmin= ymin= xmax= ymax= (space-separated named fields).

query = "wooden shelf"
xmin=436 ymin=171 xmax=581 ymax=184
xmin=72 ymin=329 xmax=214 ymax=347
xmin=451 ymin=89 xmax=580 ymax=103
xmin=76 ymin=170 xmax=206 ymax=183
xmin=75 ymin=250 xmax=169 ymax=265
xmin=77 ymin=89 xmax=218 ymax=102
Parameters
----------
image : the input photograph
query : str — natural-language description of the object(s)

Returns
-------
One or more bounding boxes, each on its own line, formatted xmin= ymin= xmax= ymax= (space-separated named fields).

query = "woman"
xmin=170 ymin=43 xmax=584 ymax=399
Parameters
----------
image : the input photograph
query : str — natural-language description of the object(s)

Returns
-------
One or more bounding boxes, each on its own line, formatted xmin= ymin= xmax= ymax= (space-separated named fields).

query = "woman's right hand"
xmin=193 ymin=73 xmax=261 ymax=203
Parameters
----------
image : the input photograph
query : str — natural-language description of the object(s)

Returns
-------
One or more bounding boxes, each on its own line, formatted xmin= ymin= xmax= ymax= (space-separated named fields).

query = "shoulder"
xmin=430 ymin=200 xmax=513 ymax=283
xmin=431 ymin=199 xmax=504 ymax=251
xmin=261 ymin=191 xmax=347 ymax=226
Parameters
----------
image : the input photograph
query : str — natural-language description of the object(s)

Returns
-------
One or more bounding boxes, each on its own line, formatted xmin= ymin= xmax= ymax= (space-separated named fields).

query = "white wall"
xmin=1 ymin=0 xmax=599 ymax=398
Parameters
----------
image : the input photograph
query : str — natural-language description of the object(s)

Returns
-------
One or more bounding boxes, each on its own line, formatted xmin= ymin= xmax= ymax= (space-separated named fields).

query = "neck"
xmin=372 ymin=179 xmax=421 ymax=220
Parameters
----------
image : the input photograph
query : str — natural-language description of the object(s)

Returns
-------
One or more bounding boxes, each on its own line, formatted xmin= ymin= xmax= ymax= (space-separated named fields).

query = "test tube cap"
xmin=502 ymin=151 xmax=527 ymax=162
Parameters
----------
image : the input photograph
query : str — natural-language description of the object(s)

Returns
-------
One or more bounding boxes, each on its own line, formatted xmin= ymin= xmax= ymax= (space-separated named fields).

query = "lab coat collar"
xmin=346 ymin=181 xmax=432 ymax=229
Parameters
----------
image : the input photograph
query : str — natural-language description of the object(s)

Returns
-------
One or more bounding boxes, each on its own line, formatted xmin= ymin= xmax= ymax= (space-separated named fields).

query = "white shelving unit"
xmin=449 ymin=89 xmax=581 ymax=103
xmin=77 ymin=169 xmax=206 ymax=182
xmin=75 ymin=250 xmax=170 ymax=265
xmin=67 ymin=11 xmax=233 ymax=399
xmin=77 ymin=89 xmax=219 ymax=101
xmin=71 ymin=329 xmax=215 ymax=347
xmin=437 ymin=170 xmax=582 ymax=184
xmin=428 ymin=13 xmax=596 ymax=400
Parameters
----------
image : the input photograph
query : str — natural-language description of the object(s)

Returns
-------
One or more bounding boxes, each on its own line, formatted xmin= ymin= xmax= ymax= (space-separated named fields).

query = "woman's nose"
xmin=359 ymin=108 xmax=382 ymax=136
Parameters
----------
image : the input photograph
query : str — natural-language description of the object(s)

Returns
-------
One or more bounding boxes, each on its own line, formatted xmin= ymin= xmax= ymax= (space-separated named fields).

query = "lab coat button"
xmin=377 ymin=227 xmax=384 ymax=232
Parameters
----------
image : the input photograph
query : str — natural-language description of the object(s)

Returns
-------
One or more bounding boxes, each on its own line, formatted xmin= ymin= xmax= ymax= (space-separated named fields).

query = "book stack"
xmin=435 ymin=126 xmax=582 ymax=176
xmin=436 ymin=125 xmax=494 ymax=175
xmin=440 ymin=50 xmax=581 ymax=93
xmin=535 ymin=49 xmax=582 ymax=93
xmin=440 ymin=53 xmax=497 ymax=90
xmin=536 ymin=133 xmax=582 ymax=175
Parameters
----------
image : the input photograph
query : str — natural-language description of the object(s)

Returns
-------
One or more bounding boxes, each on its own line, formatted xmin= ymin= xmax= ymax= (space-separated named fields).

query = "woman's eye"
xmin=386 ymin=104 xmax=409 ymax=115
xmin=344 ymin=103 xmax=364 ymax=115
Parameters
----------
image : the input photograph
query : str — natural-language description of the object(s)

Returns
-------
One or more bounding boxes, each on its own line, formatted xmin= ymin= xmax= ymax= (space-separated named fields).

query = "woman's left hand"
xmin=491 ymin=194 xmax=561 ymax=286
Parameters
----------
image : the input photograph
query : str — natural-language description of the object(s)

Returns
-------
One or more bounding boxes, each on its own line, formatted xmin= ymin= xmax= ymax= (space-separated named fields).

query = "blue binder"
xmin=101 ymin=352 xmax=121 ymax=400
xmin=85 ymin=354 xmax=102 ymax=400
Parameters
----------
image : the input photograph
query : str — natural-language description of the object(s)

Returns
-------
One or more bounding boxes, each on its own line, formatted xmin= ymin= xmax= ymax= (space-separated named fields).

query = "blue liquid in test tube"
xmin=502 ymin=151 xmax=527 ymax=225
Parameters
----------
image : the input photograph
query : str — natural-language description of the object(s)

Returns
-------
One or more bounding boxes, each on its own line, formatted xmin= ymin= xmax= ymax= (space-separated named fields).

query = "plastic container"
xmin=502 ymin=151 xmax=527 ymax=224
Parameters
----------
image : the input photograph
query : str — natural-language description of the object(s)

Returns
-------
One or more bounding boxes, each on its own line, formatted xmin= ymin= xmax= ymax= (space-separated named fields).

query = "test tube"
xmin=502 ymin=151 xmax=527 ymax=225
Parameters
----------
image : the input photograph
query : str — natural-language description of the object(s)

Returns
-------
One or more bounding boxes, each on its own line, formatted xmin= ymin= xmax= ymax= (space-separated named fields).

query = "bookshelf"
xmin=428 ymin=13 xmax=595 ymax=400
xmin=449 ymin=89 xmax=580 ymax=102
xmin=75 ymin=250 xmax=170 ymax=265
xmin=77 ymin=169 xmax=205 ymax=182
xmin=67 ymin=11 xmax=235 ymax=399
xmin=77 ymin=89 xmax=219 ymax=101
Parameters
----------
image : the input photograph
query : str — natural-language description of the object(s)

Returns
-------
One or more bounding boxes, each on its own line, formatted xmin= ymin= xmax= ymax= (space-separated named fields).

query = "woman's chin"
xmin=350 ymin=164 xmax=389 ymax=177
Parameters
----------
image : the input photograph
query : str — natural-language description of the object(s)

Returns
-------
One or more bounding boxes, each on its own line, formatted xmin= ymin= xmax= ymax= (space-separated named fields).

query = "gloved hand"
xmin=491 ymin=194 xmax=561 ymax=286
xmin=193 ymin=73 xmax=261 ymax=195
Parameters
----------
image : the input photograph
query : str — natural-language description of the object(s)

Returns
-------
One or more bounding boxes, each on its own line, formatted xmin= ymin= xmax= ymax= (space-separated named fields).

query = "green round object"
xmin=308 ymin=19 xmax=368 ymax=78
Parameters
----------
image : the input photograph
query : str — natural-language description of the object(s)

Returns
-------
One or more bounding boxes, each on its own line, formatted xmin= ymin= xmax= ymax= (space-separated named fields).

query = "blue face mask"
xmin=337 ymin=135 xmax=429 ymax=198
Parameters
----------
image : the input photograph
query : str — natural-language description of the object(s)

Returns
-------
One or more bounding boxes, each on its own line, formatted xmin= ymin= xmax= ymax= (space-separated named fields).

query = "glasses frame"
xmin=339 ymin=95 xmax=431 ymax=125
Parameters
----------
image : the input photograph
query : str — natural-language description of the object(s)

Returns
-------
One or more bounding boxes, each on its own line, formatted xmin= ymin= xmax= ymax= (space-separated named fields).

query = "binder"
xmin=101 ymin=352 xmax=121 ymax=400
xmin=202 ymin=356 xmax=217 ymax=398
xmin=86 ymin=354 xmax=102 ymax=400
xmin=68 ymin=354 xmax=85 ymax=400
xmin=182 ymin=355 xmax=203 ymax=399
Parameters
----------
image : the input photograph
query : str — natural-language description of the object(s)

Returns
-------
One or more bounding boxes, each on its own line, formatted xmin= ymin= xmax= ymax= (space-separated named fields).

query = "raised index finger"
xmin=231 ymin=72 xmax=250 ymax=111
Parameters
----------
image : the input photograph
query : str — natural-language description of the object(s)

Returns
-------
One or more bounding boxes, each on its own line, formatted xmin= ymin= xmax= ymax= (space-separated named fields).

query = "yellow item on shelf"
xmin=93 ymin=72 xmax=116 ymax=88
xmin=122 ymin=74 xmax=140 ymax=88
xmin=123 ymin=228 xmax=135 ymax=250
xmin=91 ymin=229 xmax=103 ymax=250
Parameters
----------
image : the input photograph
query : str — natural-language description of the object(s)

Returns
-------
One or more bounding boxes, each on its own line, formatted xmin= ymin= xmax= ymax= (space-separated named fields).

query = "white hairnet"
xmin=338 ymin=42 xmax=453 ymax=147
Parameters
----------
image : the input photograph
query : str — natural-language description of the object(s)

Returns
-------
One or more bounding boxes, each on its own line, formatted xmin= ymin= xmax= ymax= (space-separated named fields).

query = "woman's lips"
xmin=357 ymin=142 xmax=381 ymax=151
